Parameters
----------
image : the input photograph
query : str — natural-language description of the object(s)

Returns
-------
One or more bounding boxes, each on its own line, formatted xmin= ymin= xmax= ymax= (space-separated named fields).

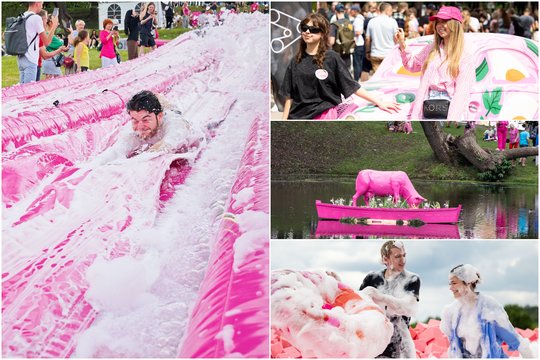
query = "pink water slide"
xmin=2 ymin=14 xmax=269 ymax=358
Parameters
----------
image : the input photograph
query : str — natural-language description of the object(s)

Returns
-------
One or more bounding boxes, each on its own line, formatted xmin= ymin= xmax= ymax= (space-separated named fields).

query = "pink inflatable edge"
xmin=178 ymin=116 xmax=269 ymax=358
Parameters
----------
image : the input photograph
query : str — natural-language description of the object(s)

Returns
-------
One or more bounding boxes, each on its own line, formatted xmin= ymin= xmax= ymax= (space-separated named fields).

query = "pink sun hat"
xmin=429 ymin=6 xmax=463 ymax=23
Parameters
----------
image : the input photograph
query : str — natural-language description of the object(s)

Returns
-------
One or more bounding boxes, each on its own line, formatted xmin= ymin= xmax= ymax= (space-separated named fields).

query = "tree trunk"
xmin=453 ymin=130 xmax=502 ymax=171
xmin=421 ymin=123 xmax=538 ymax=172
xmin=503 ymin=147 xmax=539 ymax=160
xmin=54 ymin=2 xmax=73 ymax=31
xmin=420 ymin=122 xmax=456 ymax=165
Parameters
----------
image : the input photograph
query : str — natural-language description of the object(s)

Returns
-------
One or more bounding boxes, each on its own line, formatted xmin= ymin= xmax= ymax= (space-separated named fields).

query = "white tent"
xmin=98 ymin=2 xmax=166 ymax=31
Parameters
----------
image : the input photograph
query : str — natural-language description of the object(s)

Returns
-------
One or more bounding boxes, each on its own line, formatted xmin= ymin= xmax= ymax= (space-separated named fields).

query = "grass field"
xmin=271 ymin=122 xmax=538 ymax=185
xmin=2 ymin=28 xmax=190 ymax=88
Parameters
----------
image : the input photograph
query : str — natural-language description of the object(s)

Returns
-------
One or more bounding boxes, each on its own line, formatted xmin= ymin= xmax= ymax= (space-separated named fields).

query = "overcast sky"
xmin=271 ymin=240 xmax=538 ymax=323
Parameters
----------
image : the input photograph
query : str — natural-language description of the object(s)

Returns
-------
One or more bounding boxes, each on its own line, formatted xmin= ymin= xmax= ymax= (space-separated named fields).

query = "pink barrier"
xmin=2 ymin=36 xmax=194 ymax=102
xmin=179 ymin=116 xmax=269 ymax=358
xmin=2 ymin=51 xmax=219 ymax=152
xmin=2 ymin=117 xmax=124 ymax=207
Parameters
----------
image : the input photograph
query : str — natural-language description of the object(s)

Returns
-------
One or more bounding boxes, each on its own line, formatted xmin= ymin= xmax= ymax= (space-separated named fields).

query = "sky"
xmin=271 ymin=240 xmax=538 ymax=323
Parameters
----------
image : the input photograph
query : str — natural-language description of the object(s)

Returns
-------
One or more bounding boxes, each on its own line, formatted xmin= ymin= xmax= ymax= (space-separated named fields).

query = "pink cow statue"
xmin=352 ymin=170 xmax=426 ymax=208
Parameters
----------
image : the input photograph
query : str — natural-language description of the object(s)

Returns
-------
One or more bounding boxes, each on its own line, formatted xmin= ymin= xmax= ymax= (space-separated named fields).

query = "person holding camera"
xmin=35 ymin=9 xmax=68 ymax=81
xmin=124 ymin=9 xmax=141 ymax=60
xmin=99 ymin=18 xmax=119 ymax=68
xmin=140 ymin=2 xmax=158 ymax=54
xmin=42 ymin=13 xmax=65 ymax=79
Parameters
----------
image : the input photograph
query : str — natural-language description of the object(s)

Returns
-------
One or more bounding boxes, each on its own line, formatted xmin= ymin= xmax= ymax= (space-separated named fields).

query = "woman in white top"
xmin=440 ymin=264 xmax=533 ymax=358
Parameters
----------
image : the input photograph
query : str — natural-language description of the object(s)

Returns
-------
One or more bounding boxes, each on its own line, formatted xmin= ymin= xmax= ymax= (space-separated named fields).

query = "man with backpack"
xmin=365 ymin=2 xmax=398 ymax=74
xmin=351 ymin=5 xmax=364 ymax=81
xmin=328 ymin=4 xmax=355 ymax=73
xmin=6 ymin=2 xmax=59 ymax=84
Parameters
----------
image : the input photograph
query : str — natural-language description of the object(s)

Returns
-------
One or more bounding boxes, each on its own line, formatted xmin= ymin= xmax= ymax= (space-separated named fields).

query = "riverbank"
xmin=271 ymin=122 xmax=538 ymax=185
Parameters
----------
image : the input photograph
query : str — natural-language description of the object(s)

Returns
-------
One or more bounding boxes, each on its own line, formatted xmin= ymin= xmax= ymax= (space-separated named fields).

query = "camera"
xmin=113 ymin=26 xmax=119 ymax=31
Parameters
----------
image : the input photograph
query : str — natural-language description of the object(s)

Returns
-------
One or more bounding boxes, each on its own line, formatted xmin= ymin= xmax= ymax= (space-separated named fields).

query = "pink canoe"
xmin=315 ymin=220 xmax=460 ymax=239
xmin=316 ymin=200 xmax=462 ymax=224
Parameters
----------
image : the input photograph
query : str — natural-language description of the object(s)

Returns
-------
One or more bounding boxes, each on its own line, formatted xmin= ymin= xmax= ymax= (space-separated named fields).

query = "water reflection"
xmin=271 ymin=179 xmax=538 ymax=239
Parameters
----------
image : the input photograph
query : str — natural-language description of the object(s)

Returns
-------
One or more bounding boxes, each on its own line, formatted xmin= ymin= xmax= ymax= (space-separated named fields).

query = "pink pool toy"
xmin=330 ymin=34 xmax=538 ymax=120
xmin=352 ymin=170 xmax=426 ymax=207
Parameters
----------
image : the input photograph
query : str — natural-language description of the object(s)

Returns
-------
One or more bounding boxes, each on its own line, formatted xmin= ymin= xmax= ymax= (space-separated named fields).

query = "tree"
xmin=52 ymin=2 xmax=73 ymax=32
xmin=504 ymin=304 xmax=538 ymax=329
xmin=420 ymin=122 xmax=538 ymax=173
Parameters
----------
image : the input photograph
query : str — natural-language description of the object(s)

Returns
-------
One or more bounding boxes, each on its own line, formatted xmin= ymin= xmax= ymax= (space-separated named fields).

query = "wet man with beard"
xmin=359 ymin=241 xmax=421 ymax=358
xmin=92 ymin=90 xmax=198 ymax=165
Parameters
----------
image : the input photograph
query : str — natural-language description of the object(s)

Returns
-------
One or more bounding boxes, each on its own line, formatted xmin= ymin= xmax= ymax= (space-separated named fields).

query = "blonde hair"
xmin=422 ymin=19 xmax=464 ymax=79
xmin=380 ymin=241 xmax=404 ymax=261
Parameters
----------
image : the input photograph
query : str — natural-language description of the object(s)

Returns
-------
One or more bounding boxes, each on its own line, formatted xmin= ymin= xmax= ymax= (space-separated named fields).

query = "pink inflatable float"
xmin=272 ymin=317 xmax=538 ymax=358
xmin=2 ymin=13 xmax=269 ymax=358
xmin=334 ymin=34 xmax=538 ymax=120
xmin=271 ymin=270 xmax=393 ymax=358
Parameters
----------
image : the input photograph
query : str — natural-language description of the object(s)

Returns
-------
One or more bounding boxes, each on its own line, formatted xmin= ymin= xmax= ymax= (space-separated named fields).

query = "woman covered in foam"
xmin=271 ymin=269 xmax=393 ymax=358
xmin=441 ymin=264 xmax=534 ymax=358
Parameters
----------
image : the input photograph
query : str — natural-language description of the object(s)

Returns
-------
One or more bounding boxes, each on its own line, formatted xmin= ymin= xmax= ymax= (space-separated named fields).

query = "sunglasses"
xmin=300 ymin=24 xmax=322 ymax=34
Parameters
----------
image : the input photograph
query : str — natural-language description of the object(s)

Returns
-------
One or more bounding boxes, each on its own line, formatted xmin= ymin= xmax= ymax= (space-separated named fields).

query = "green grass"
xmin=2 ymin=48 xmax=128 ymax=88
xmin=271 ymin=122 xmax=538 ymax=185
xmin=2 ymin=28 xmax=189 ymax=88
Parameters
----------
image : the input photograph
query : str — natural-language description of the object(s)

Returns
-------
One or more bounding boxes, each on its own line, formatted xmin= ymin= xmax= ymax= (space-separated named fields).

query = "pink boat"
xmin=315 ymin=220 xmax=460 ymax=239
xmin=316 ymin=200 xmax=462 ymax=224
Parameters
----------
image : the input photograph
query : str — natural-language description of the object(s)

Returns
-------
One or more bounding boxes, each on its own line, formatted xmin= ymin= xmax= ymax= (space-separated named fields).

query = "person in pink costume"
xmin=394 ymin=6 xmax=476 ymax=120
xmin=496 ymin=121 xmax=509 ymax=151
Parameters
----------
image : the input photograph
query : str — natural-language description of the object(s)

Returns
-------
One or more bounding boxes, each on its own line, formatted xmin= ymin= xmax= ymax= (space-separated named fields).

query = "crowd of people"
xmin=279 ymin=2 xmax=537 ymax=119
xmin=317 ymin=1 xmax=538 ymax=81
xmin=10 ymin=2 xmax=269 ymax=84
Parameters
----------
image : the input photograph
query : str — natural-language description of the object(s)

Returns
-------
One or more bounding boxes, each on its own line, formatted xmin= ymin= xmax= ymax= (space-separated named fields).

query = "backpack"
xmin=332 ymin=19 xmax=355 ymax=55
xmin=4 ymin=13 xmax=39 ymax=56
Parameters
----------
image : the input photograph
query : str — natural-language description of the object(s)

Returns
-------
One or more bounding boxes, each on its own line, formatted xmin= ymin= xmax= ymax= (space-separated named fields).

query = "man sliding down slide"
xmin=271 ymin=269 xmax=393 ymax=358
xmin=11 ymin=90 xmax=208 ymax=226
xmin=359 ymin=240 xmax=421 ymax=358
xmin=92 ymin=90 xmax=204 ymax=165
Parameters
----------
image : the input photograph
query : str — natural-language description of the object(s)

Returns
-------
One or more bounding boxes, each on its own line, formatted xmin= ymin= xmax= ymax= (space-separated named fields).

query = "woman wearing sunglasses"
xmin=280 ymin=13 xmax=400 ymax=120
xmin=394 ymin=6 xmax=476 ymax=120
xmin=440 ymin=264 xmax=533 ymax=358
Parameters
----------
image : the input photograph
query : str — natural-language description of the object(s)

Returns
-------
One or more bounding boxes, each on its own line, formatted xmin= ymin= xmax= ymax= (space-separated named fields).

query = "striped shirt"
xmin=400 ymin=41 xmax=476 ymax=120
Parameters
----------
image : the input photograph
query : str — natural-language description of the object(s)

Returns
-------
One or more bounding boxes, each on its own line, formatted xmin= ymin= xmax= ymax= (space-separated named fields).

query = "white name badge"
xmin=315 ymin=69 xmax=328 ymax=80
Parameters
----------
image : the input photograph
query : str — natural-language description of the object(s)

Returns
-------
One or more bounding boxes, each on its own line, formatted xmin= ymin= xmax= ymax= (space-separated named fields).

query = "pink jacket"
xmin=400 ymin=41 xmax=476 ymax=120
xmin=509 ymin=128 xmax=519 ymax=143
xmin=99 ymin=30 xmax=116 ymax=59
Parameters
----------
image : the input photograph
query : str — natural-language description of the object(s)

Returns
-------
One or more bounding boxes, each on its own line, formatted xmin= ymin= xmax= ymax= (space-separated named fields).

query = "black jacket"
xmin=124 ymin=10 xmax=141 ymax=41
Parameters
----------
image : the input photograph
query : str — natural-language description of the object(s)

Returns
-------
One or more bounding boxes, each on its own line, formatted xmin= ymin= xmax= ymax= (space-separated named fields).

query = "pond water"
xmin=271 ymin=179 xmax=538 ymax=239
